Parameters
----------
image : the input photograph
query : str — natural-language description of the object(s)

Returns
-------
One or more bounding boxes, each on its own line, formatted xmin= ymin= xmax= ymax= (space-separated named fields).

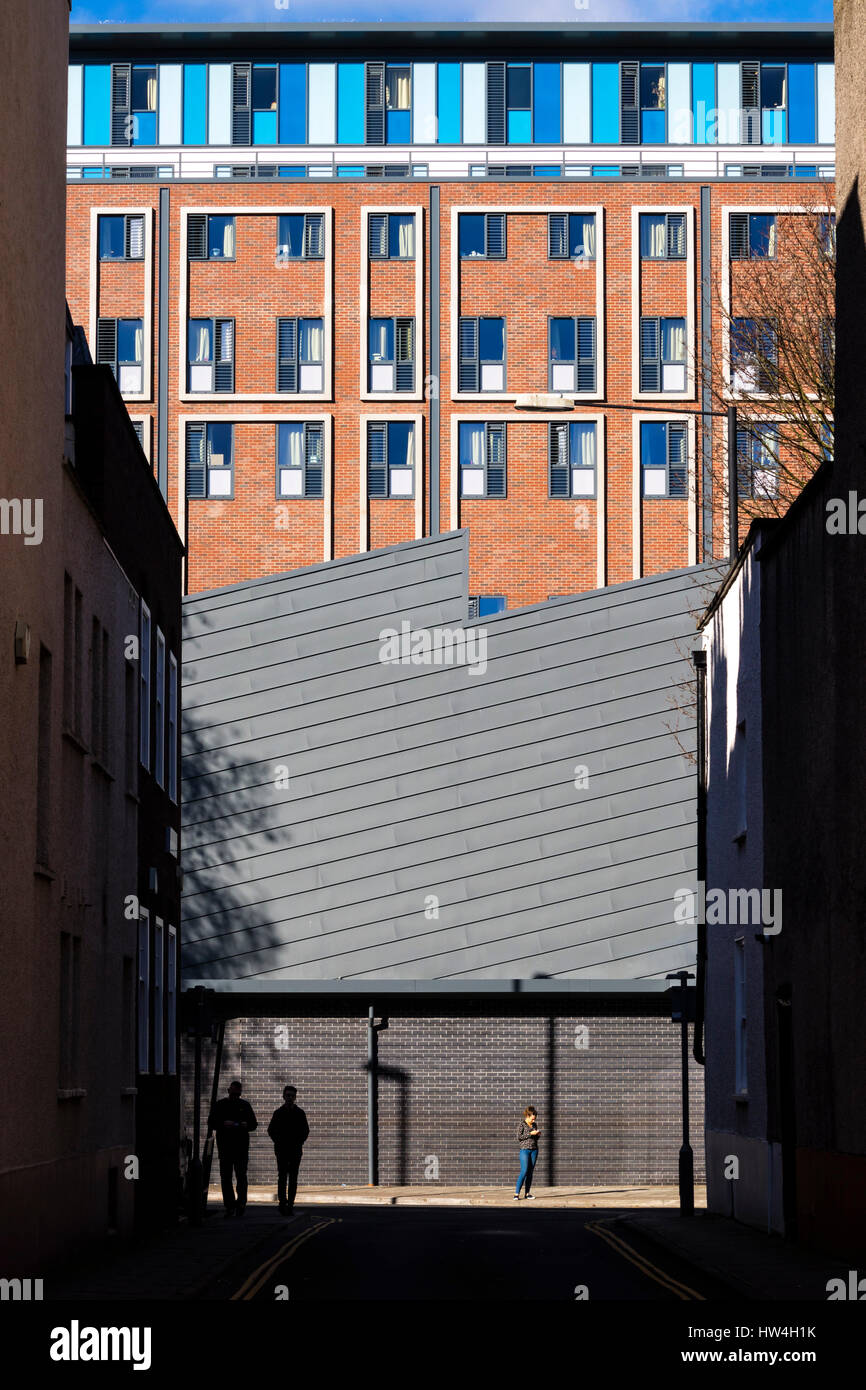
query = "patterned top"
xmin=517 ymin=1119 xmax=539 ymax=1150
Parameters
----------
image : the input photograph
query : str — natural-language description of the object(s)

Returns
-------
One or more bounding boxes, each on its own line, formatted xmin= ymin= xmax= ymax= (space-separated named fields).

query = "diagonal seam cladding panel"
xmin=181 ymin=530 xmax=722 ymax=984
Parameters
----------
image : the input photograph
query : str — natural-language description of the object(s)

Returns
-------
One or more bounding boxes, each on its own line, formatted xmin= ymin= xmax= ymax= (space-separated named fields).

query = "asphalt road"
xmin=200 ymin=1205 xmax=741 ymax=1302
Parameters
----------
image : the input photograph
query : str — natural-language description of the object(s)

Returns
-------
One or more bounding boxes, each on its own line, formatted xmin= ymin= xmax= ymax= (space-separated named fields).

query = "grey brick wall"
xmin=184 ymin=1014 xmax=705 ymax=1188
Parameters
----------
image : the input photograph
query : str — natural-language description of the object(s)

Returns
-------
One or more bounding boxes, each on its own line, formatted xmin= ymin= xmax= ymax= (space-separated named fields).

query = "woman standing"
xmin=514 ymin=1106 xmax=540 ymax=1200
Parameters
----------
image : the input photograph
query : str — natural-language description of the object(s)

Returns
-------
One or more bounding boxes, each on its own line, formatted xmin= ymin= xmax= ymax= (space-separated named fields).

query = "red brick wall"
xmin=65 ymin=179 xmax=833 ymax=604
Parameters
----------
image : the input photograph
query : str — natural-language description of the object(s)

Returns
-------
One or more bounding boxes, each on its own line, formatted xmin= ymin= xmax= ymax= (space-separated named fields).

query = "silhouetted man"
xmin=208 ymin=1079 xmax=258 ymax=1217
xmin=267 ymin=1086 xmax=310 ymax=1215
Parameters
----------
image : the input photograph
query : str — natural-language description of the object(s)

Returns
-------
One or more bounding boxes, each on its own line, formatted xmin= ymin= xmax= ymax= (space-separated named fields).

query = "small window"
xmin=549 ymin=421 xmax=597 ymax=498
xmin=187 ymin=318 xmax=234 ymax=394
xmin=276 ymin=422 xmax=324 ymax=498
xmin=640 ymin=316 xmax=686 ymax=393
xmin=139 ymin=600 xmax=151 ymax=769
xmin=731 ymin=317 xmax=778 ymax=394
xmin=639 ymin=212 xmax=685 ymax=260
xmin=818 ymin=212 xmax=836 ymax=258
xmin=188 ymin=213 xmax=236 ymax=260
xmin=276 ymin=317 xmax=325 ymax=393
xmin=167 ymin=928 xmax=177 ymax=1075
xmin=459 ymin=422 xmax=506 ymax=498
xmin=367 ymin=420 xmax=415 ymax=498
xmin=548 ymin=213 xmax=596 ymax=261
xmin=459 ymin=212 xmax=506 ymax=260
xmin=99 ymin=213 xmax=145 ymax=261
xmin=550 ymin=317 xmax=596 ymax=393
xmin=506 ymin=64 xmax=532 ymax=141
xmin=276 ymin=213 xmax=324 ymax=261
xmin=137 ymin=910 xmax=150 ymax=1074
xmin=641 ymin=420 xmax=688 ymax=498
xmin=167 ymin=652 xmax=178 ymax=804
xmin=730 ymin=212 xmax=776 ymax=260
xmin=641 ymin=65 xmax=666 ymax=111
xmin=458 ymin=316 xmax=506 ymax=392
xmin=761 ymin=66 xmax=786 ymax=110
xmin=369 ymin=317 xmax=415 ymax=393
xmin=252 ymin=65 xmax=277 ymax=112
xmin=369 ymin=212 xmax=415 ymax=260
xmin=131 ymin=65 xmax=157 ymax=145
xmin=737 ymin=423 xmax=779 ymax=500
xmin=153 ymin=919 xmax=164 ymax=1075
xmin=386 ymin=66 xmax=411 ymax=111
xmin=186 ymin=421 xmax=234 ymax=499
xmin=154 ymin=629 xmax=165 ymax=790
xmin=468 ymin=595 xmax=506 ymax=620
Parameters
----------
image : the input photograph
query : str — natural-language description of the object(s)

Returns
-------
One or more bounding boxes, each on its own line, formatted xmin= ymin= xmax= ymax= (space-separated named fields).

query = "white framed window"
xmin=167 ymin=927 xmax=177 ymax=1075
xmin=139 ymin=600 xmax=151 ymax=770
xmin=168 ymin=652 xmax=178 ymax=803
xmin=137 ymin=908 xmax=150 ymax=1074
xmin=155 ymin=628 xmax=165 ymax=789
xmin=153 ymin=918 xmax=164 ymax=1074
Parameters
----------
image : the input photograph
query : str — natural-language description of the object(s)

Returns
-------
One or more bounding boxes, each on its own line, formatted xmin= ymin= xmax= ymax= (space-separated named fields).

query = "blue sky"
xmin=70 ymin=1 xmax=832 ymax=24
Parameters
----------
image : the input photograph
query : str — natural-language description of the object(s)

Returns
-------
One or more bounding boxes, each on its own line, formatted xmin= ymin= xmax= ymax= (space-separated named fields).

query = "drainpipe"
xmin=693 ymin=648 xmax=707 ymax=1066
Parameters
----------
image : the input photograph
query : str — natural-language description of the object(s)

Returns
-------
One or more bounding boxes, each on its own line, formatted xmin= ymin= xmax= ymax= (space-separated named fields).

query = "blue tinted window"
xmin=388 ymin=421 xmax=413 ymax=468
xmin=550 ymin=318 xmax=575 ymax=361
xmin=641 ymin=422 xmax=667 ymax=469
xmin=133 ymin=112 xmax=156 ymax=145
xmin=507 ymin=66 xmax=531 ymax=108
xmin=478 ymin=595 xmax=506 ymax=616
xmin=99 ymin=216 xmax=125 ymax=259
xmin=369 ymin=319 xmax=394 ymax=362
xmin=459 ymin=214 xmax=486 ymax=258
xmin=253 ymin=65 xmax=277 ymax=111
xmin=207 ymin=421 xmax=232 ymax=463
xmin=479 ymin=318 xmax=504 ymax=360
xmin=118 ymin=319 xmax=142 ymax=362
xmin=278 ymin=214 xmax=304 ymax=257
xmin=459 ymin=422 xmax=485 ymax=467
xmin=208 ymin=215 xmax=235 ymax=258
xmin=278 ymin=422 xmax=304 ymax=471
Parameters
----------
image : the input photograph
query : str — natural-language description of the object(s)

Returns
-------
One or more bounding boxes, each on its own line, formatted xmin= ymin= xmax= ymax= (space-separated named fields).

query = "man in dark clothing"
xmin=267 ymin=1086 xmax=310 ymax=1215
xmin=207 ymin=1079 xmax=258 ymax=1216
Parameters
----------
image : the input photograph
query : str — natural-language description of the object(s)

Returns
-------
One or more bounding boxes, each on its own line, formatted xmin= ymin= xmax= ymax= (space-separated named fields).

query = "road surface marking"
xmin=586 ymin=1218 xmax=705 ymax=1301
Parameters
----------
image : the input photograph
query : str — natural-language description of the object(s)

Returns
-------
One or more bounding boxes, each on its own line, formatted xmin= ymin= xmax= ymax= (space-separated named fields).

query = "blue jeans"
xmin=515 ymin=1148 xmax=538 ymax=1195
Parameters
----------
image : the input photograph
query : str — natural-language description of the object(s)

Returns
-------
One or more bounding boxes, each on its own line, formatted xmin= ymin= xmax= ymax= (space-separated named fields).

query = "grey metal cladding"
xmin=182 ymin=530 xmax=721 ymax=984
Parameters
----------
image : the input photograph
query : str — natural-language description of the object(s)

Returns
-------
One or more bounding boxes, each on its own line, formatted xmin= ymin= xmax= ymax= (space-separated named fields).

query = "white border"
xmin=631 ymin=411 xmax=698 ymax=579
xmin=89 ymin=206 xmax=155 ymax=403
xmin=631 ymin=204 xmax=696 ymax=402
xmin=361 ymin=206 xmax=424 ymax=401
xmin=449 ymin=411 xmax=606 ymax=590
xmin=176 ymin=412 xmax=333 ymax=562
xmin=358 ymin=413 xmax=425 ymax=553
xmin=450 ymin=204 xmax=605 ymax=402
xmin=178 ymin=206 xmax=334 ymax=403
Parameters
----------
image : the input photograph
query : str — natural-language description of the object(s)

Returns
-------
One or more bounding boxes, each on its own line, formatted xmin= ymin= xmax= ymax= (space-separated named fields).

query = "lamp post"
xmin=667 ymin=969 xmax=696 ymax=1216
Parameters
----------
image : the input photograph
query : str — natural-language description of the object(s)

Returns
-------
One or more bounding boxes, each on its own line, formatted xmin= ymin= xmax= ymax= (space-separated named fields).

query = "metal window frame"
xmin=458 ymin=211 xmax=506 ymax=260
xmin=204 ymin=419 xmax=235 ymax=500
xmin=548 ymin=211 xmax=597 ymax=262
xmin=548 ymin=315 xmax=596 ymax=394
xmin=640 ymin=419 xmax=688 ymax=499
xmin=367 ymin=418 xmax=416 ymax=500
xmin=639 ymin=210 xmax=686 ymax=261
xmin=275 ymin=420 xmax=324 ymax=501
xmin=548 ymin=420 xmax=598 ymax=500
xmin=458 ymin=420 xmax=507 ymax=500
xmin=276 ymin=211 xmax=324 ymax=261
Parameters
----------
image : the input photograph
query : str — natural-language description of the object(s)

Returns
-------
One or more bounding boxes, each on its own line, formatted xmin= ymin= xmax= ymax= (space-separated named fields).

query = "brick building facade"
xmin=65 ymin=22 xmax=835 ymax=609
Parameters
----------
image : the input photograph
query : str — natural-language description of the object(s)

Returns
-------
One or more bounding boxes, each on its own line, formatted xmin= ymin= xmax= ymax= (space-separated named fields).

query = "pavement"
xmin=215 ymin=1182 xmax=700 ymax=1208
xmin=614 ymin=1207 xmax=856 ymax=1302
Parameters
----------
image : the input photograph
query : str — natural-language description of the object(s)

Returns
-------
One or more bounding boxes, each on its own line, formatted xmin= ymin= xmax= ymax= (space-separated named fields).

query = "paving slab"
xmin=212 ymin=1183 xmax=706 ymax=1209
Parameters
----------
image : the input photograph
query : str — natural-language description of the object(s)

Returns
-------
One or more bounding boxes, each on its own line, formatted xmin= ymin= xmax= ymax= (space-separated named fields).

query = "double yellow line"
xmin=230 ymin=1216 xmax=339 ymax=1301
xmin=585 ymin=1218 xmax=705 ymax=1301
